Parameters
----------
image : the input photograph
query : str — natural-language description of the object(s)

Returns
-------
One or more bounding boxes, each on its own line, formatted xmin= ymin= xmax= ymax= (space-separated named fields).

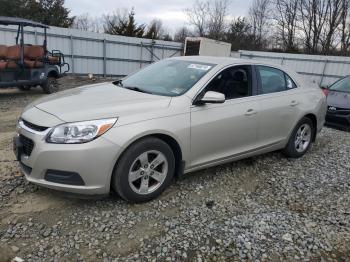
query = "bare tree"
xmin=340 ymin=0 xmax=350 ymax=54
xmin=185 ymin=0 xmax=229 ymax=40
xmin=273 ymin=0 xmax=299 ymax=52
xmin=72 ymin=13 xmax=101 ymax=32
xmin=298 ymin=0 xmax=330 ymax=54
xmin=174 ymin=26 xmax=194 ymax=43
xmin=185 ymin=0 xmax=209 ymax=37
xmin=319 ymin=0 xmax=343 ymax=54
xmin=249 ymin=0 xmax=271 ymax=49
xmin=144 ymin=19 xmax=165 ymax=39
xmin=207 ymin=0 xmax=229 ymax=40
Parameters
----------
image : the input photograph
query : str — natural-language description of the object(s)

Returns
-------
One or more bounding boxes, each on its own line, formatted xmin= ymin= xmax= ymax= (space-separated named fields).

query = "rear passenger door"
xmin=255 ymin=65 xmax=301 ymax=147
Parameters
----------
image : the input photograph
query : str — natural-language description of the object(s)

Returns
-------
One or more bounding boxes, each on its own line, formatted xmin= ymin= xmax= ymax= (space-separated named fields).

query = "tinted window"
xmin=258 ymin=66 xmax=296 ymax=94
xmin=120 ymin=60 xmax=215 ymax=97
xmin=285 ymin=74 xmax=297 ymax=89
xmin=330 ymin=76 xmax=350 ymax=93
xmin=206 ymin=65 xmax=252 ymax=100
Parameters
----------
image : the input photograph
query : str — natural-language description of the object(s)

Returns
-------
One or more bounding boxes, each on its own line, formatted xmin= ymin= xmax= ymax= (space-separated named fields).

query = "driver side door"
xmin=189 ymin=65 xmax=260 ymax=169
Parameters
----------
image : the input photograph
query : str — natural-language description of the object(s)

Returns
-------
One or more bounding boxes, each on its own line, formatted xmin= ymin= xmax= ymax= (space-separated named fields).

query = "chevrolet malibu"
xmin=14 ymin=56 xmax=327 ymax=202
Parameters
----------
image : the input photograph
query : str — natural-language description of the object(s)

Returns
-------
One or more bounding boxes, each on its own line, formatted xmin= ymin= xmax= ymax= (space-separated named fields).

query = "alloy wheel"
xmin=128 ymin=150 xmax=168 ymax=195
xmin=294 ymin=123 xmax=312 ymax=153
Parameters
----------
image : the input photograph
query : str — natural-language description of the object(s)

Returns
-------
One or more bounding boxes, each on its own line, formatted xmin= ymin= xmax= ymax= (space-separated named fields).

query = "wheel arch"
xmin=110 ymin=131 xmax=185 ymax=189
xmin=303 ymin=113 xmax=317 ymax=142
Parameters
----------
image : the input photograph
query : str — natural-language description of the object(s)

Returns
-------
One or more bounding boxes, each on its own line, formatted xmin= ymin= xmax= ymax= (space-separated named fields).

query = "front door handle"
xmin=290 ymin=100 xmax=299 ymax=107
xmin=245 ymin=109 xmax=257 ymax=116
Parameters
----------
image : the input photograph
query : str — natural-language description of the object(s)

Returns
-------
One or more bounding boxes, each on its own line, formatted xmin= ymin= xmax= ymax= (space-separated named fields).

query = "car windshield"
xmin=330 ymin=76 xmax=350 ymax=93
xmin=117 ymin=60 xmax=216 ymax=97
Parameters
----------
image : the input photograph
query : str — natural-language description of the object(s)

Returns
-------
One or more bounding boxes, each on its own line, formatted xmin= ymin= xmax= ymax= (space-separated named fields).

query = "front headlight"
xmin=46 ymin=118 xmax=118 ymax=144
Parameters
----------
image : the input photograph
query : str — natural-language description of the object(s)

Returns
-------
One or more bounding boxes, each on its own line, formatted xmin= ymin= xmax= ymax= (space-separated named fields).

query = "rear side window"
xmin=257 ymin=66 xmax=296 ymax=94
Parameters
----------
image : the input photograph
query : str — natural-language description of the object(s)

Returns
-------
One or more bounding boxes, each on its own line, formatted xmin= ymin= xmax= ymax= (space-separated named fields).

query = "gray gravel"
xmin=0 ymin=77 xmax=350 ymax=261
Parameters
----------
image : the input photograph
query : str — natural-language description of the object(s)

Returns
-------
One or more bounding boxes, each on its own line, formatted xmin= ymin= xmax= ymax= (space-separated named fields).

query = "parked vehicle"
xmin=322 ymin=76 xmax=350 ymax=130
xmin=14 ymin=56 xmax=327 ymax=202
xmin=0 ymin=16 xmax=69 ymax=93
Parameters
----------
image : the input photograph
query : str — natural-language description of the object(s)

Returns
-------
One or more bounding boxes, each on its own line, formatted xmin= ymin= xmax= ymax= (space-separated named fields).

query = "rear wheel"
xmin=283 ymin=117 xmax=314 ymax=158
xmin=41 ymin=77 xmax=59 ymax=94
xmin=112 ymin=137 xmax=175 ymax=203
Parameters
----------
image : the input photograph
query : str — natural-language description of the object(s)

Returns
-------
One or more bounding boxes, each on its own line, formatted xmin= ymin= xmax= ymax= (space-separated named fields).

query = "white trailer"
xmin=184 ymin=37 xmax=232 ymax=57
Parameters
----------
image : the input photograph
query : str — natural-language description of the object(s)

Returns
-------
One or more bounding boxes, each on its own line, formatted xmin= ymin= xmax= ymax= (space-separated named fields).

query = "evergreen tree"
xmin=104 ymin=9 xmax=145 ymax=37
xmin=0 ymin=0 xmax=74 ymax=28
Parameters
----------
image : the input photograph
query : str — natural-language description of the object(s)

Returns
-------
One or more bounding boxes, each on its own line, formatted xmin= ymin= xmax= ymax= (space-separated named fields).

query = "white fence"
xmin=0 ymin=25 xmax=183 ymax=77
xmin=3 ymin=24 xmax=348 ymax=86
xmin=233 ymin=50 xmax=350 ymax=86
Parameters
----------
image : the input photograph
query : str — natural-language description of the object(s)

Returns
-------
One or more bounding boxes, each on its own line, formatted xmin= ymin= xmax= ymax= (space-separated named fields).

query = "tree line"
xmin=185 ymin=0 xmax=350 ymax=55
xmin=1 ymin=0 xmax=350 ymax=55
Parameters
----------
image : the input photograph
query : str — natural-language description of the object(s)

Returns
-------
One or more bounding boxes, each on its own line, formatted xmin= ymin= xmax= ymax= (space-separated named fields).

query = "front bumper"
xmin=325 ymin=112 xmax=350 ymax=130
xmin=14 ymin=125 xmax=122 ymax=195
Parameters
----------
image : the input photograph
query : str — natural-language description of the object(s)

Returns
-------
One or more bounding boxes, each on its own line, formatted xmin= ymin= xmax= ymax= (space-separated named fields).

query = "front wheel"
xmin=112 ymin=137 xmax=175 ymax=203
xmin=283 ymin=117 xmax=314 ymax=158
xmin=41 ymin=77 xmax=59 ymax=94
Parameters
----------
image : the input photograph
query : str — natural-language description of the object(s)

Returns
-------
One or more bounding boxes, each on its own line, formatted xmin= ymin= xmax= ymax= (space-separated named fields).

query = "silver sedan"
xmin=14 ymin=56 xmax=327 ymax=202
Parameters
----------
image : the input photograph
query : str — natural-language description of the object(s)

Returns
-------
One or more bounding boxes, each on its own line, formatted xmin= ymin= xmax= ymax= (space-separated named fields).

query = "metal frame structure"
xmin=237 ymin=51 xmax=350 ymax=86
xmin=0 ymin=26 xmax=183 ymax=77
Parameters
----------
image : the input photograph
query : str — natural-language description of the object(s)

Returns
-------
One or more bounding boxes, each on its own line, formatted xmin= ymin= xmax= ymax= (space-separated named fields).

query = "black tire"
xmin=283 ymin=117 xmax=314 ymax=158
xmin=41 ymin=77 xmax=59 ymax=94
xmin=112 ymin=137 xmax=175 ymax=203
xmin=17 ymin=85 xmax=31 ymax=91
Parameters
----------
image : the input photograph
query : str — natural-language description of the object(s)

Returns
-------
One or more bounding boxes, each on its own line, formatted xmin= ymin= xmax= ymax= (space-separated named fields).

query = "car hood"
xmin=327 ymin=91 xmax=350 ymax=109
xmin=30 ymin=82 xmax=172 ymax=123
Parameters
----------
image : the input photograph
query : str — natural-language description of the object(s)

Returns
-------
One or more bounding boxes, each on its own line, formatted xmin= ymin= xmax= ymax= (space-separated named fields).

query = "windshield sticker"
xmin=188 ymin=64 xmax=212 ymax=71
xmin=171 ymin=87 xmax=184 ymax=94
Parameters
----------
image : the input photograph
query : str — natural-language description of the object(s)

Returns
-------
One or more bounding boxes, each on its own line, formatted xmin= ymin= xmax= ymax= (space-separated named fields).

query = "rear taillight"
xmin=321 ymin=88 xmax=329 ymax=97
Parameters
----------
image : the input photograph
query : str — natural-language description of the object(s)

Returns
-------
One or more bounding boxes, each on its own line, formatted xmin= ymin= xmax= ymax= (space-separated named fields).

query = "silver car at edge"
xmin=14 ymin=56 xmax=327 ymax=202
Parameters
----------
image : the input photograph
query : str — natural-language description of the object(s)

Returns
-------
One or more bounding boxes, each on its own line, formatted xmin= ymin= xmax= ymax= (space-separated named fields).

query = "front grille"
xmin=22 ymin=119 xmax=48 ymax=132
xmin=326 ymin=115 xmax=350 ymax=126
xmin=19 ymin=134 xmax=34 ymax=156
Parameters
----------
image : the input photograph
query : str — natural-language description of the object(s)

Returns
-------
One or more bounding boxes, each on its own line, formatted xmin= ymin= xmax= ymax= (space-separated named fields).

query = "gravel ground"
xmin=0 ymin=77 xmax=349 ymax=262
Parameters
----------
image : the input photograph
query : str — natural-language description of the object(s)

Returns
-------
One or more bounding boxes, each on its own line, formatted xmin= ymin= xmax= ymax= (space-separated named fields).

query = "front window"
xmin=330 ymin=76 xmax=350 ymax=93
xmin=117 ymin=60 xmax=216 ymax=97
xmin=205 ymin=65 xmax=252 ymax=100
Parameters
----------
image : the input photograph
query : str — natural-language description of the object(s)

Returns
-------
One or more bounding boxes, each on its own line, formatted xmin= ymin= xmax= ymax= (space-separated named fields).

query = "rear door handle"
xmin=290 ymin=100 xmax=299 ymax=107
xmin=245 ymin=109 xmax=257 ymax=116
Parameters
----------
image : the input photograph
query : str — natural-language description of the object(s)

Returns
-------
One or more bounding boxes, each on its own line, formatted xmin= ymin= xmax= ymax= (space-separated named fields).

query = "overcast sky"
xmin=65 ymin=0 xmax=252 ymax=33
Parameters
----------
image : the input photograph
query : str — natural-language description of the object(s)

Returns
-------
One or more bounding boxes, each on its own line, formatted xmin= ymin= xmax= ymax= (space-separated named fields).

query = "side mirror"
xmin=197 ymin=91 xmax=225 ymax=105
xmin=321 ymin=85 xmax=329 ymax=90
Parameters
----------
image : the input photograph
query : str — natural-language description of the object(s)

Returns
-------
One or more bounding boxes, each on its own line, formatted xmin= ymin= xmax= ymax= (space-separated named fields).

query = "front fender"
xmin=102 ymin=113 xmax=191 ymax=165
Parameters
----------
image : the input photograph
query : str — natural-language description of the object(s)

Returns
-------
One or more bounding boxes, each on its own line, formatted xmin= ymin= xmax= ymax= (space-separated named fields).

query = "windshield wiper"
xmin=124 ymin=86 xmax=152 ymax=94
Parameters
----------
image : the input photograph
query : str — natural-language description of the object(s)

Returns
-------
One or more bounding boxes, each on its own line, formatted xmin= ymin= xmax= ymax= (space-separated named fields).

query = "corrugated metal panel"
xmin=0 ymin=25 xmax=183 ymax=77
xmin=235 ymin=50 xmax=350 ymax=86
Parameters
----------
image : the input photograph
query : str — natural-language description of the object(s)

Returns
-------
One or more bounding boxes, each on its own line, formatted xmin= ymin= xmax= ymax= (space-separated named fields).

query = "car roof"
xmin=0 ymin=16 xmax=49 ymax=28
xmin=173 ymin=55 xmax=284 ymax=67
